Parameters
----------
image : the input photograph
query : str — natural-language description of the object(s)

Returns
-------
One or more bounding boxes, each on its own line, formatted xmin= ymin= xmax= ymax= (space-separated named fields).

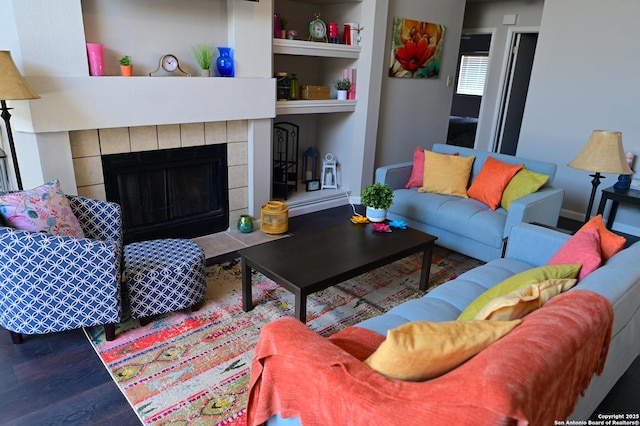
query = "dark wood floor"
xmin=2 ymin=206 xmax=638 ymax=425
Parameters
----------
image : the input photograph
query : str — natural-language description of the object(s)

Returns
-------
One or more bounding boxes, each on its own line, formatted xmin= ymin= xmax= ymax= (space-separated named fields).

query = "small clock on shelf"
xmin=308 ymin=14 xmax=328 ymax=42
xmin=149 ymin=54 xmax=191 ymax=76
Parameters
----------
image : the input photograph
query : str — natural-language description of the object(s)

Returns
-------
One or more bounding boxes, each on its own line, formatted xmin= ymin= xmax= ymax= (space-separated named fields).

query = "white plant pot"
xmin=337 ymin=90 xmax=348 ymax=100
xmin=366 ymin=207 xmax=387 ymax=223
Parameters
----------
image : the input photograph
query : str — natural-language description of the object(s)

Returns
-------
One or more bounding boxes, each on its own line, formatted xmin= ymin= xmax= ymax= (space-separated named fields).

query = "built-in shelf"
xmin=276 ymin=99 xmax=356 ymax=115
xmin=270 ymin=0 xmax=384 ymax=216
xmin=273 ymin=39 xmax=361 ymax=59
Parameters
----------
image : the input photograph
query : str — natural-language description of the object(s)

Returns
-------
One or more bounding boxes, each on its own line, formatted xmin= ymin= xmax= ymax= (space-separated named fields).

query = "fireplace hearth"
xmin=102 ymin=145 xmax=229 ymax=244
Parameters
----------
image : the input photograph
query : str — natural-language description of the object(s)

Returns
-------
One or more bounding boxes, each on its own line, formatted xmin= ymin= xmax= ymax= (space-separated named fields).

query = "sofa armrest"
xmin=503 ymin=186 xmax=565 ymax=239
xmin=375 ymin=162 xmax=413 ymax=190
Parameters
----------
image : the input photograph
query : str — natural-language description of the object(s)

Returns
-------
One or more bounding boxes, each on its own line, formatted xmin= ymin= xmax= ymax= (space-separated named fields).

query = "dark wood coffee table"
xmin=239 ymin=221 xmax=437 ymax=322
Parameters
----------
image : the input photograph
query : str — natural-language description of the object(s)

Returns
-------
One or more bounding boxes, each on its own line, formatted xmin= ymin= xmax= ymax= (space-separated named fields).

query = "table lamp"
xmin=568 ymin=130 xmax=632 ymax=223
xmin=0 ymin=50 xmax=40 ymax=190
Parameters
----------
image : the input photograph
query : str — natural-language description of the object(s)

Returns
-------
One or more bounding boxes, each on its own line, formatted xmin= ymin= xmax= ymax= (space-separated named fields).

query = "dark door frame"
xmin=492 ymin=26 xmax=540 ymax=154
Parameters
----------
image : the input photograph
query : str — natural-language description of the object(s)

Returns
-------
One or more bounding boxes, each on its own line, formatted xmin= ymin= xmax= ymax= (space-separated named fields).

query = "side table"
xmin=596 ymin=186 xmax=640 ymax=230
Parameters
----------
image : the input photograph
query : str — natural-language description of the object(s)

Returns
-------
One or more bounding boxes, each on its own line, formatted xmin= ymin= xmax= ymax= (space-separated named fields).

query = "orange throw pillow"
xmin=578 ymin=214 xmax=626 ymax=261
xmin=467 ymin=157 xmax=523 ymax=210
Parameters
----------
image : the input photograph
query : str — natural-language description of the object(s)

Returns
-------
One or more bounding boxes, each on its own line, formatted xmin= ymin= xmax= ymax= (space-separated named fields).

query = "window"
xmin=456 ymin=55 xmax=489 ymax=96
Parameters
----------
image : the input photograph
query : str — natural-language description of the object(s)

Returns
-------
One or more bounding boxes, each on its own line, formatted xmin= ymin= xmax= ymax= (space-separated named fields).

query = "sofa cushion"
xmin=390 ymin=189 xmax=507 ymax=248
xmin=357 ymin=257 xmax=533 ymax=336
xmin=0 ymin=179 xmax=85 ymax=238
xmin=419 ymin=151 xmax=475 ymax=198
xmin=457 ymin=264 xmax=582 ymax=320
xmin=500 ymin=167 xmax=549 ymax=211
xmin=578 ymin=215 xmax=626 ymax=261
xmin=467 ymin=157 xmax=523 ymax=210
xmin=547 ymin=227 xmax=602 ymax=281
xmin=363 ymin=319 xmax=521 ymax=381
xmin=474 ymin=278 xmax=577 ymax=320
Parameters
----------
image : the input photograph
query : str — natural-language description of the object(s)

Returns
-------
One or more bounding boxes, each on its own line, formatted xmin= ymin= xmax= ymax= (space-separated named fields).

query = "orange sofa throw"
xmin=246 ymin=289 xmax=613 ymax=426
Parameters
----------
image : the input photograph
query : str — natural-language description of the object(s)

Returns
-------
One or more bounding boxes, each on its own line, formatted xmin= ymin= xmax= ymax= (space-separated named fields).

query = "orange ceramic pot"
xmin=120 ymin=65 xmax=133 ymax=76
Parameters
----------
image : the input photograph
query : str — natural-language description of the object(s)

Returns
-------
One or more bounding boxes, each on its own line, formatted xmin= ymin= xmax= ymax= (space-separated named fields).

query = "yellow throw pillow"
xmin=419 ymin=150 xmax=475 ymax=197
xmin=364 ymin=320 xmax=521 ymax=381
xmin=474 ymin=278 xmax=577 ymax=320
xmin=457 ymin=264 xmax=582 ymax=321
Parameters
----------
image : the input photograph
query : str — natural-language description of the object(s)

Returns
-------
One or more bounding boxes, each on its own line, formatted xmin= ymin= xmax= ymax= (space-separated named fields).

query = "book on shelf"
xmin=342 ymin=68 xmax=356 ymax=100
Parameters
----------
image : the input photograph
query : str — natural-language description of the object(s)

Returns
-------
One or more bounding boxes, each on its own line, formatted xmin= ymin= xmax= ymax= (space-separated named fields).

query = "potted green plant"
xmin=279 ymin=16 xmax=289 ymax=39
xmin=361 ymin=182 xmax=394 ymax=222
xmin=191 ymin=43 xmax=214 ymax=76
xmin=119 ymin=55 xmax=132 ymax=76
xmin=334 ymin=78 xmax=351 ymax=100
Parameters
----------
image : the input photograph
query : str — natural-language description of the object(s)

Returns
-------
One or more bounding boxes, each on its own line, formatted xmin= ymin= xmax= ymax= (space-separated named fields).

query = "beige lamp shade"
xmin=0 ymin=50 xmax=40 ymax=100
xmin=568 ymin=130 xmax=633 ymax=175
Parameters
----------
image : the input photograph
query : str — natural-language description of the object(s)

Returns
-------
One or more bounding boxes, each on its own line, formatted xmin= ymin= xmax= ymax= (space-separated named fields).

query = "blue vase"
xmin=614 ymin=174 xmax=631 ymax=191
xmin=216 ymin=47 xmax=234 ymax=77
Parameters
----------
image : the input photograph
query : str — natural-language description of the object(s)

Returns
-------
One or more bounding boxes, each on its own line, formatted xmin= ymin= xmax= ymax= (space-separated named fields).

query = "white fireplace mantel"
xmin=22 ymin=76 xmax=275 ymax=133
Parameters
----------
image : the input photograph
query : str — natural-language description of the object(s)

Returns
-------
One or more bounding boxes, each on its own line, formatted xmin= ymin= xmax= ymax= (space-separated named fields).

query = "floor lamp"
xmin=568 ymin=130 xmax=633 ymax=223
xmin=0 ymin=50 xmax=40 ymax=191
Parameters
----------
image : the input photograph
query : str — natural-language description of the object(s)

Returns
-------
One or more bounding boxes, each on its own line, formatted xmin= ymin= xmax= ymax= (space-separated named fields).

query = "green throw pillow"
xmin=457 ymin=264 xmax=582 ymax=320
xmin=500 ymin=168 xmax=549 ymax=211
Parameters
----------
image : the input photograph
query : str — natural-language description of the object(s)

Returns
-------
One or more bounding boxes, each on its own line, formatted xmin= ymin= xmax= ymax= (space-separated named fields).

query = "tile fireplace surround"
xmin=70 ymin=120 xmax=249 ymax=229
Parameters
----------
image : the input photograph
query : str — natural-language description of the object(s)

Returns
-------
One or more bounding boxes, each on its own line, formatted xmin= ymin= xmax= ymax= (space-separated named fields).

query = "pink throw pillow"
xmin=547 ymin=227 xmax=602 ymax=281
xmin=405 ymin=147 xmax=459 ymax=189
xmin=405 ymin=147 xmax=426 ymax=189
xmin=0 ymin=179 xmax=85 ymax=238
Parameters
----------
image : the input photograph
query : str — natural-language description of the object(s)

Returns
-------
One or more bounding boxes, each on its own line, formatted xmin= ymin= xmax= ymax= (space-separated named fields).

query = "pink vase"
xmin=86 ymin=43 xmax=104 ymax=76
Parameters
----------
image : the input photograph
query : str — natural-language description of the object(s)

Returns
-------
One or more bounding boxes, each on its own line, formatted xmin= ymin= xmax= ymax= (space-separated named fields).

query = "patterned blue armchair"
xmin=0 ymin=195 xmax=122 ymax=344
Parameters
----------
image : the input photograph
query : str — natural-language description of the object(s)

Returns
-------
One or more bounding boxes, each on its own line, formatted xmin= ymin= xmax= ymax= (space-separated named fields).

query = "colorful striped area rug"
xmin=85 ymin=246 xmax=483 ymax=425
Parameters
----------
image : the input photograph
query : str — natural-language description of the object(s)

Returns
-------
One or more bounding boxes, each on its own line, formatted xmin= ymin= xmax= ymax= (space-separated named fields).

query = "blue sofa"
xmin=254 ymin=223 xmax=640 ymax=424
xmin=375 ymin=143 xmax=565 ymax=261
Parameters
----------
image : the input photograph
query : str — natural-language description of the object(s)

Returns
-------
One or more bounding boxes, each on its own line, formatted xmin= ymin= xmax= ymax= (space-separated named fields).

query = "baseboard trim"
xmin=560 ymin=208 xmax=640 ymax=237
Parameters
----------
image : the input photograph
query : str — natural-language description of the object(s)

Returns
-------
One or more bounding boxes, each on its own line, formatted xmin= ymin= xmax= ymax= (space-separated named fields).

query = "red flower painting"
xmin=389 ymin=17 xmax=445 ymax=78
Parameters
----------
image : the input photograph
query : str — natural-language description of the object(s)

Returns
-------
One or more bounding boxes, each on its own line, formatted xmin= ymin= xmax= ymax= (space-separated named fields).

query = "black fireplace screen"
xmin=102 ymin=145 xmax=229 ymax=244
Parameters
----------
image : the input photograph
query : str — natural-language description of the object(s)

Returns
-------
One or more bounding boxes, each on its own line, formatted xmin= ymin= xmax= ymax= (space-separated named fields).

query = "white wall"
xmin=374 ymin=0 xmax=466 ymax=176
xmin=518 ymin=0 xmax=640 ymax=231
